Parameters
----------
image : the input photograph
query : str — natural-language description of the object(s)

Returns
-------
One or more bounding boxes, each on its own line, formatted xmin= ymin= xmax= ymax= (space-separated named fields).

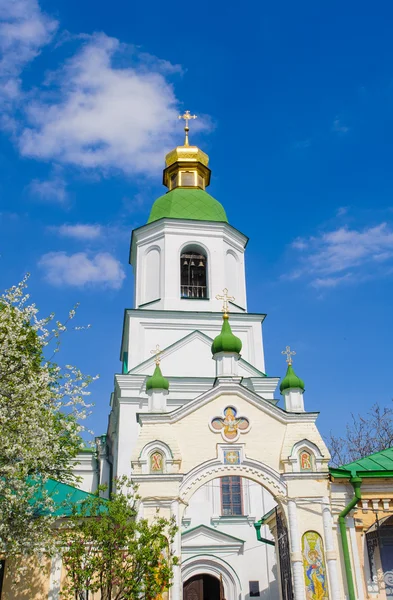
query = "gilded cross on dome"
xmin=216 ymin=288 xmax=235 ymax=316
xmin=210 ymin=406 xmax=250 ymax=442
xmin=178 ymin=110 xmax=197 ymax=146
xmin=281 ymin=345 xmax=296 ymax=365
xmin=150 ymin=344 xmax=162 ymax=365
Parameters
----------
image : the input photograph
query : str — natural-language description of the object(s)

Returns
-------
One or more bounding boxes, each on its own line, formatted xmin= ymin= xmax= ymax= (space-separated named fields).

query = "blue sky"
xmin=1 ymin=0 xmax=393 ymax=442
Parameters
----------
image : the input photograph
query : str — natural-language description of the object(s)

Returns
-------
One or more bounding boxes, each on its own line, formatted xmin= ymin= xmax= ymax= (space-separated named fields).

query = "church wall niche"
xmin=142 ymin=246 xmax=161 ymax=305
xmin=225 ymin=250 xmax=239 ymax=300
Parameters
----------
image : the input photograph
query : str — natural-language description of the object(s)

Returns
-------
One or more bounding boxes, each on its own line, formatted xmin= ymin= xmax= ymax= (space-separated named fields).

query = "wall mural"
xmin=302 ymin=531 xmax=329 ymax=600
xmin=210 ymin=406 xmax=250 ymax=442
xmin=150 ymin=451 xmax=164 ymax=473
xmin=300 ymin=450 xmax=312 ymax=471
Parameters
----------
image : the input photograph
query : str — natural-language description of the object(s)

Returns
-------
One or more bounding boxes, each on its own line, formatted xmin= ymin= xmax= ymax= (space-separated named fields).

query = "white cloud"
xmin=336 ymin=206 xmax=348 ymax=217
xmin=55 ymin=223 xmax=102 ymax=240
xmin=332 ymin=118 xmax=349 ymax=134
xmin=0 ymin=0 xmax=57 ymax=110
xmin=0 ymin=1 xmax=212 ymax=178
xmin=28 ymin=173 xmax=67 ymax=203
xmin=38 ymin=251 xmax=125 ymax=289
xmin=17 ymin=32 xmax=200 ymax=175
xmin=289 ymin=222 xmax=393 ymax=288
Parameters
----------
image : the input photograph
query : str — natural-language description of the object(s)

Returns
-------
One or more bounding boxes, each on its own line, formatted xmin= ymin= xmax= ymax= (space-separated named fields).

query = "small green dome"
xmin=279 ymin=364 xmax=305 ymax=394
xmin=211 ymin=315 xmax=242 ymax=355
xmin=147 ymin=188 xmax=228 ymax=224
xmin=146 ymin=364 xmax=169 ymax=391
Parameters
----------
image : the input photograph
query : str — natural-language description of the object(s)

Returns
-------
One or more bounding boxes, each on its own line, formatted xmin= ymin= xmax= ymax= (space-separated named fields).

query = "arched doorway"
xmin=183 ymin=574 xmax=220 ymax=600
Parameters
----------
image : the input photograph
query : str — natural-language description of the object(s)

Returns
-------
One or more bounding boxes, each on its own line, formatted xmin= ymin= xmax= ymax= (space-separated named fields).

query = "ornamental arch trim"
xmin=138 ymin=440 xmax=174 ymax=474
xmin=181 ymin=555 xmax=241 ymax=600
xmin=288 ymin=439 xmax=325 ymax=472
xmin=179 ymin=456 xmax=287 ymax=506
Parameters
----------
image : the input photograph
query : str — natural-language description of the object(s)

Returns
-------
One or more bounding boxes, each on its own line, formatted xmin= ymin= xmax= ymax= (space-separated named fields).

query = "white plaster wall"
xmin=132 ymin=390 xmax=322 ymax=476
xmin=182 ymin=478 xmax=278 ymax=599
xmin=72 ymin=453 xmax=98 ymax=493
xmin=116 ymin=401 xmax=141 ymax=478
xmin=131 ymin=220 xmax=248 ymax=313
xmin=143 ymin=246 xmax=161 ymax=305
xmin=124 ymin=310 xmax=266 ymax=374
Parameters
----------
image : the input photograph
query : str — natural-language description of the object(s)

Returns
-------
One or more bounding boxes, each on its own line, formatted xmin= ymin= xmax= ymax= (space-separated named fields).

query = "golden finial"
xmin=216 ymin=288 xmax=235 ymax=317
xmin=178 ymin=110 xmax=197 ymax=147
xmin=150 ymin=344 xmax=162 ymax=365
xmin=281 ymin=345 xmax=296 ymax=365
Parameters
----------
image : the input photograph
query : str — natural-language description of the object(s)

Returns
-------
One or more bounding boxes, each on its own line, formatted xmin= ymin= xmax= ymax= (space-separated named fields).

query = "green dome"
xmin=147 ymin=188 xmax=228 ymax=224
xmin=211 ymin=315 xmax=242 ymax=355
xmin=279 ymin=364 xmax=305 ymax=394
xmin=146 ymin=364 xmax=169 ymax=391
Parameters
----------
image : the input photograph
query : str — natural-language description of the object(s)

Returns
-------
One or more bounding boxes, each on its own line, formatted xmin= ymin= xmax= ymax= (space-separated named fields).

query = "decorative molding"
xmin=181 ymin=554 xmax=242 ymax=600
xmin=211 ymin=515 xmax=256 ymax=527
xmin=137 ymin=380 xmax=319 ymax=426
xmin=180 ymin=456 xmax=286 ymax=503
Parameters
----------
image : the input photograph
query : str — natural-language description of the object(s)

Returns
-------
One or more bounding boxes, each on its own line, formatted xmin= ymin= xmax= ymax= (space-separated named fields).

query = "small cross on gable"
xmin=215 ymin=288 xmax=235 ymax=315
xmin=281 ymin=345 xmax=296 ymax=365
xmin=150 ymin=344 xmax=162 ymax=365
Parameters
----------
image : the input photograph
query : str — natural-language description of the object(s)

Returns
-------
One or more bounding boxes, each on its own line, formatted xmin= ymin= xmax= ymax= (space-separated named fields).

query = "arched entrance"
xmin=178 ymin=459 xmax=291 ymax=600
xmin=183 ymin=574 xmax=220 ymax=600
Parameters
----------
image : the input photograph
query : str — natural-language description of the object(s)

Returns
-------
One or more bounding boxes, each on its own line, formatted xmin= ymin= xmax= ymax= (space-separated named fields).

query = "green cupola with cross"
xmin=280 ymin=346 xmax=305 ymax=412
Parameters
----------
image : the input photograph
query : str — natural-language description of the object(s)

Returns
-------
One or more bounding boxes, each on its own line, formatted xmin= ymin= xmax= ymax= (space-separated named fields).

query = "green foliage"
xmin=0 ymin=277 xmax=96 ymax=558
xmin=59 ymin=477 xmax=178 ymax=600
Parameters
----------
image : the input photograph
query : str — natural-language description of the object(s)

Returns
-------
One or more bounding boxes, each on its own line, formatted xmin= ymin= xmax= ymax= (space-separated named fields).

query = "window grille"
xmin=220 ymin=476 xmax=243 ymax=516
xmin=180 ymin=252 xmax=207 ymax=299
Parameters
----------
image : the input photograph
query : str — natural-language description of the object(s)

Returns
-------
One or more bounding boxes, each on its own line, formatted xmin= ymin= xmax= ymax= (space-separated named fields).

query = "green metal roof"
xmin=279 ymin=364 xmax=305 ymax=394
xmin=146 ymin=363 xmax=169 ymax=391
xmin=147 ymin=188 xmax=228 ymax=224
xmin=32 ymin=479 xmax=99 ymax=517
xmin=211 ymin=315 xmax=242 ymax=355
xmin=330 ymin=447 xmax=393 ymax=479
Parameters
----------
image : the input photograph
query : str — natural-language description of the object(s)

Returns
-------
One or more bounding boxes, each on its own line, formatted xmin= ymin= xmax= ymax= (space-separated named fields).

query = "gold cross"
xmin=150 ymin=344 xmax=162 ymax=365
xmin=216 ymin=288 xmax=235 ymax=315
xmin=178 ymin=110 xmax=197 ymax=146
xmin=281 ymin=345 xmax=296 ymax=365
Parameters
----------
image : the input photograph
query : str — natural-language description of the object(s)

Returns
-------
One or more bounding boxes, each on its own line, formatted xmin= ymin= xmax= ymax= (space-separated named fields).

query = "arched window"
xmin=180 ymin=247 xmax=208 ymax=299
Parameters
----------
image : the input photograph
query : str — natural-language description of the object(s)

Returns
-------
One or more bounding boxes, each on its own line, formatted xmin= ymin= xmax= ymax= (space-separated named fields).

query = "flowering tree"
xmin=59 ymin=477 xmax=178 ymax=600
xmin=0 ymin=276 xmax=96 ymax=558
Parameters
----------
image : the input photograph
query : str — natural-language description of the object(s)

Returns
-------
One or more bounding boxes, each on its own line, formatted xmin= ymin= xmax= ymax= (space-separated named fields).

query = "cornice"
xmin=131 ymin=474 xmax=184 ymax=483
xmin=282 ymin=472 xmax=330 ymax=481
xmin=125 ymin=308 xmax=266 ymax=323
xmin=130 ymin=219 xmax=248 ymax=264
xmin=137 ymin=380 xmax=319 ymax=426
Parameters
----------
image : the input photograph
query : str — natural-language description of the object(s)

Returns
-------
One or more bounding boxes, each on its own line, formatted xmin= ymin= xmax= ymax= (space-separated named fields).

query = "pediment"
xmin=137 ymin=378 xmax=317 ymax=426
xmin=181 ymin=524 xmax=244 ymax=553
xmin=128 ymin=330 xmax=267 ymax=379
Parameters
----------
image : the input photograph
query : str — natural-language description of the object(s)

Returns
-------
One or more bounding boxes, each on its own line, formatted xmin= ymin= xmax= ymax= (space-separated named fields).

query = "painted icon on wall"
xmin=224 ymin=449 xmax=241 ymax=464
xmin=150 ymin=451 xmax=164 ymax=473
xmin=302 ymin=531 xmax=328 ymax=600
xmin=300 ymin=450 xmax=312 ymax=471
xmin=210 ymin=406 xmax=250 ymax=442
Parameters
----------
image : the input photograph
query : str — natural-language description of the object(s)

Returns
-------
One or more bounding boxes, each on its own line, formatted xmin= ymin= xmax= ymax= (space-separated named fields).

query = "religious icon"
xmin=150 ymin=451 xmax=164 ymax=473
xmin=300 ymin=450 xmax=312 ymax=471
xmin=224 ymin=450 xmax=241 ymax=464
xmin=211 ymin=406 xmax=250 ymax=442
xmin=302 ymin=531 xmax=329 ymax=600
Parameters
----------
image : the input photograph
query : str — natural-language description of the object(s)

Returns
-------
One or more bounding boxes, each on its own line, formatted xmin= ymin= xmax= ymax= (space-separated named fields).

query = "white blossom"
xmin=0 ymin=276 xmax=98 ymax=559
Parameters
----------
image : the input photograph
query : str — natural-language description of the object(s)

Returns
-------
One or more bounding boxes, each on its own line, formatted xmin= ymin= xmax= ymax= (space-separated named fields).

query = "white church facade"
xmin=71 ymin=114 xmax=380 ymax=600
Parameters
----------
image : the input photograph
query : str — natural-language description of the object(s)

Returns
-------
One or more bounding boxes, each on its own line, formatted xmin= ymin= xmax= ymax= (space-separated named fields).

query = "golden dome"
xmin=165 ymin=145 xmax=209 ymax=168
xmin=163 ymin=110 xmax=211 ymax=191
